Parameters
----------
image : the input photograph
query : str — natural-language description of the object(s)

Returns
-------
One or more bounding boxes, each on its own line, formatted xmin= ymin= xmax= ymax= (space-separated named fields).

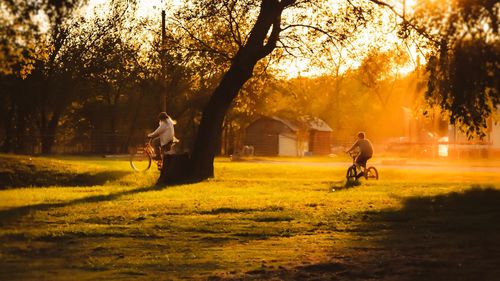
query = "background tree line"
xmin=0 ymin=0 xmax=497 ymax=181
xmin=0 ymin=0 xmax=283 ymax=155
xmin=0 ymin=0 xmax=214 ymax=154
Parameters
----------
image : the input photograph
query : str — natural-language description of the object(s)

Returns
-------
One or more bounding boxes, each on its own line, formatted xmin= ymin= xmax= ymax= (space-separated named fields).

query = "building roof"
xmin=251 ymin=116 xmax=332 ymax=132
xmin=304 ymin=117 xmax=333 ymax=132
xmin=270 ymin=116 xmax=299 ymax=132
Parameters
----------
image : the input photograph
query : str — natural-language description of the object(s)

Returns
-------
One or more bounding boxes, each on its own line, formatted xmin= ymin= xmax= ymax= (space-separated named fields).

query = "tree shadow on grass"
xmin=227 ymin=185 xmax=500 ymax=280
xmin=328 ymin=179 xmax=361 ymax=192
xmin=0 ymin=184 xmax=167 ymax=225
xmin=0 ymin=170 xmax=131 ymax=189
xmin=354 ymin=185 xmax=500 ymax=280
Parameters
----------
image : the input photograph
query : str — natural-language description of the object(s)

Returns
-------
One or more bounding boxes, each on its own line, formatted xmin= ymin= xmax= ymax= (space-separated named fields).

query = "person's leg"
xmin=152 ymin=137 xmax=161 ymax=159
xmin=365 ymin=156 xmax=372 ymax=167
xmin=355 ymin=156 xmax=368 ymax=179
xmin=362 ymin=156 xmax=372 ymax=177
xmin=160 ymin=141 xmax=173 ymax=157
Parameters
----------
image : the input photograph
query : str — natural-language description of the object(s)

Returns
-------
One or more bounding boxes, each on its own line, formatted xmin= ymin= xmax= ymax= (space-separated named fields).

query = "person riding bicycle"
xmin=148 ymin=112 xmax=175 ymax=160
xmin=346 ymin=131 xmax=373 ymax=179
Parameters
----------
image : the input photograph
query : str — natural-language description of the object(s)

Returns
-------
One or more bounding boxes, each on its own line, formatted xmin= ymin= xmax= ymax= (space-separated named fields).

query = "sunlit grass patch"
xmin=0 ymin=156 xmax=499 ymax=280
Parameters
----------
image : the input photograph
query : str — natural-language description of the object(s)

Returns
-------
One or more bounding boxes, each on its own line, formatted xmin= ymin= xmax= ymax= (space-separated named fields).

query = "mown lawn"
xmin=1 ymin=154 xmax=499 ymax=280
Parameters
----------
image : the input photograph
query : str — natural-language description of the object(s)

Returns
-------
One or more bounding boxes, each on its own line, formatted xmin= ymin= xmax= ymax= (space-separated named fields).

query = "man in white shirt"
xmin=148 ymin=112 xmax=175 ymax=160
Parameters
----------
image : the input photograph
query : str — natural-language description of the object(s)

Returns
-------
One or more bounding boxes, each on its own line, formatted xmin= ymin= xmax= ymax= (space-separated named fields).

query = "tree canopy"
xmin=410 ymin=0 xmax=499 ymax=137
xmin=1 ymin=0 xmax=498 ymax=182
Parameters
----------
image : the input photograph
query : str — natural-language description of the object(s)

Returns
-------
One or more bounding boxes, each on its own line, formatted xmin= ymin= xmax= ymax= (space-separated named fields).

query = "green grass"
xmin=0 ymin=154 xmax=499 ymax=280
xmin=0 ymin=154 xmax=156 ymax=188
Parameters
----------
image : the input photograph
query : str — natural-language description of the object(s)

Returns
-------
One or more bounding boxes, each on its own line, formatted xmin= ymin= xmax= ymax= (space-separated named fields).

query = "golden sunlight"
xmin=84 ymin=0 xmax=423 ymax=78
xmin=275 ymin=0 xmax=424 ymax=78
xmin=1 ymin=0 xmax=499 ymax=279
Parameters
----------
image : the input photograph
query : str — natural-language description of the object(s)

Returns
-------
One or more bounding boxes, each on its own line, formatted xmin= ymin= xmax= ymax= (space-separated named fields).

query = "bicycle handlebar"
xmin=347 ymin=150 xmax=360 ymax=157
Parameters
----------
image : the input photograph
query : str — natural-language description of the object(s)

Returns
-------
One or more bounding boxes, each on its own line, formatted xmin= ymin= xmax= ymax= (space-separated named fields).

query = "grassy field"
xmin=1 ymin=154 xmax=500 ymax=280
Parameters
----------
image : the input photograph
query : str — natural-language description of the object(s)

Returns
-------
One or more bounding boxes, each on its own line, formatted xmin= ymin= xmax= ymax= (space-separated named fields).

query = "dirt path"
xmin=256 ymin=159 xmax=500 ymax=173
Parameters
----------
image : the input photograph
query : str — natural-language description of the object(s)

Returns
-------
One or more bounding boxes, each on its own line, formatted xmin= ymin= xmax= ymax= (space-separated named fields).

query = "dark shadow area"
xmin=0 ymin=155 xmax=131 ymax=190
xmin=157 ymin=153 xmax=192 ymax=185
xmin=328 ymin=180 xmax=361 ymax=192
xmin=0 ymin=170 xmax=131 ymax=189
xmin=353 ymin=186 xmax=500 ymax=280
xmin=343 ymin=179 xmax=361 ymax=188
xmin=223 ymin=186 xmax=500 ymax=280
xmin=0 ymin=184 xmax=167 ymax=225
xmin=0 ymin=154 xmax=132 ymax=188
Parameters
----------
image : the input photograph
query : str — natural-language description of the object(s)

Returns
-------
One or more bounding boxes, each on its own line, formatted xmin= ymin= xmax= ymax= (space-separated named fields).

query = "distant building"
xmin=307 ymin=118 xmax=333 ymax=155
xmin=244 ymin=116 xmax=332 ymax=156
xmin=447 ymin=110 xmax=500 ymax=158
xmin=399 ymin=106 xmax=500 ymax=158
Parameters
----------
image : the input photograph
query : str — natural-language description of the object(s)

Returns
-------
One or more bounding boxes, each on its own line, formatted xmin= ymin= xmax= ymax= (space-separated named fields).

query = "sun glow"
xmin=84 ymin=0 xmax=426 ymax=79
xmin=273 ymin=0 xmax=426 ymax=78
xmin=85 ymin=0 xmax=181 ymax=18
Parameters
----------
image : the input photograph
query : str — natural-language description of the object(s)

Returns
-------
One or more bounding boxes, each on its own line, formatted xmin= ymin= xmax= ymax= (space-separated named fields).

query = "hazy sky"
xmin=83 ymin=0 xmax=422 ymax=78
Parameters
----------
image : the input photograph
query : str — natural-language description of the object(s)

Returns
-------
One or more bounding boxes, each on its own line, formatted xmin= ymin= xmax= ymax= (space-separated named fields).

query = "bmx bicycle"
xmin=130 ymin=138 xmax=166 ymax=172
xmin=346 ymin=151 xmax=379 ymax=183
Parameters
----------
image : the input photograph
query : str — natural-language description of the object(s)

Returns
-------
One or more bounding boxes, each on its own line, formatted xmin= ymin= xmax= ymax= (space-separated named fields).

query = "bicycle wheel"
xmin=155 ymin=157 xmax=163 ymax=171
xmin=346 ymin=166 xmax=357 ymax=183
xmin=130 ymin=151 xmax=152 ymax=172
xmin=365 ymin=166 xmax=379 ymax=180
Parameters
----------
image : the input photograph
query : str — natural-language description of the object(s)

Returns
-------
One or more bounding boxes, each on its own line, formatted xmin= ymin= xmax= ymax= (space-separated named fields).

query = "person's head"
xmin=158 ymin=112 xmax=169 ymax=122
xmin=357 ymin=131 xmax=365 ymax=139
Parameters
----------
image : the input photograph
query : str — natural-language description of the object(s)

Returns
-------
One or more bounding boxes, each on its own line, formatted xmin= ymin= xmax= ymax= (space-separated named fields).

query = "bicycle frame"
xmin=130 ymin=139 xmax=163 ymax=172
xmin=348 ymin=151 xmax=364 ymax=174
xmin=147 ymin=139 xmax=163 ymax=170
xmin=346 ymin=151 xmax=378 ymax=181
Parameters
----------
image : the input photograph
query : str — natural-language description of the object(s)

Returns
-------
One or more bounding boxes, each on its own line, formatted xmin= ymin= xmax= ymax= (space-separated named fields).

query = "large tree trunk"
xmin=41 ymin=111 xmax=61 ymax=154
xmin=39 ymin=79 xmax=71 ymax=154
xmin=188 ymin=60 xmax=255 ymax=180
xmin=1 ymin=108 xmax=15 ymax=153
xmin=124 ymin=89 xmax=145 ymax=152
xmin=15 ymin=110 xmax=27 ymax=154
xmin=157 ymin=0 xmax=290 ymax=185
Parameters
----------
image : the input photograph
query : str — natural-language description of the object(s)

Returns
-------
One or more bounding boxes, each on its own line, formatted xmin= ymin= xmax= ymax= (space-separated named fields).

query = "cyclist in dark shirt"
xmin=346 ymin=132 xmax=374 ymax=178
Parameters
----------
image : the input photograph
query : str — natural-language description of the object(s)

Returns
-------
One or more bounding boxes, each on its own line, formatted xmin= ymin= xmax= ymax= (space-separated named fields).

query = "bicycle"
xmin=346 ymin=151 xmax=379 ymax=183
xmin=130 ymin=138 xmax=163 ymax=172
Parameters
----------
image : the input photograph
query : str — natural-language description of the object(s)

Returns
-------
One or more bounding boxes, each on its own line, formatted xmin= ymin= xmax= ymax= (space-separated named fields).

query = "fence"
xmin=0 ymin=133 xmax=146 ymax=155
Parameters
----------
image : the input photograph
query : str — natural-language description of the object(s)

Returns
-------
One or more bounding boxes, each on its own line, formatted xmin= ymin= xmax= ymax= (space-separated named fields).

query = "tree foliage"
xmin=1 ymin=0 xmax=498 ymax=183
xmin=414 ymin=0 xmax=500 ymax=137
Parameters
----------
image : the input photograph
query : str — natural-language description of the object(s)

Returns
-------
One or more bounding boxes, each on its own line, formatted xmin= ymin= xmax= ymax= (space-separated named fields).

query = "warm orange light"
xmin=438 ymin=136 xmax=449 ymax=157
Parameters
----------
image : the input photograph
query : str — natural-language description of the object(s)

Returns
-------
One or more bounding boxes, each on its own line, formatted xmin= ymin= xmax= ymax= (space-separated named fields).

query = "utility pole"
xmin=161 ymin=10 xmax=167 ymax=112
xmin=403 ymin=0 xmax=406 ymax=19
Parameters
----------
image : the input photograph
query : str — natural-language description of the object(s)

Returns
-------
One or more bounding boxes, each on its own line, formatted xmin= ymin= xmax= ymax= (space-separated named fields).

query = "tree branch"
xmin=260 ymin=12 xmax=281 ymax=58
xmin=224 ymin=0 xmax=243 ymax=48
xmin=172 ymin=18 xmax=232 ymax=61
xmin=281 ymin=24 xmax=339 ymax=44
xmin=369 ymin=0 xmax=441 ymax=45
